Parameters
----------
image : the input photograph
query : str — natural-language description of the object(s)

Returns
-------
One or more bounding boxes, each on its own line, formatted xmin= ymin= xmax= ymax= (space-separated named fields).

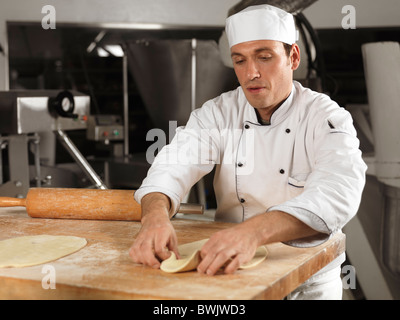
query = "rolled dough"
xmin=160 ymin=239 xmax=268 ymax=273
xmin=0 ymin=235 xmax=87 ymax=268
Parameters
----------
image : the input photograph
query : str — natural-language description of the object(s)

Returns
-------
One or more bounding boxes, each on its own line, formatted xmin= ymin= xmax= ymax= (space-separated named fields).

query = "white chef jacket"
xmin=135 ymin=81 xmax=367 ymax=250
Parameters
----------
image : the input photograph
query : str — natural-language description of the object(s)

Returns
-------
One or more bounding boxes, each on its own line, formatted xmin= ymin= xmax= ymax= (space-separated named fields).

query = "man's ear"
xmin=290 ymin=44 xmax=301 ymax=71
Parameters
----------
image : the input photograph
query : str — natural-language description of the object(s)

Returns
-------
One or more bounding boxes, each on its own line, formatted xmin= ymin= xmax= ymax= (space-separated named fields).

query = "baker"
xmin=129 ymin=4 xmax=367 ymax=300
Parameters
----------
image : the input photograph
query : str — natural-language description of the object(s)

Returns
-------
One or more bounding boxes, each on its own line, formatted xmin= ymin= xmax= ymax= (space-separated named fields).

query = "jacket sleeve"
xmin=134 ymin=103 xmax=220 ymax=215
xmin=269 ymin=105 xmax=367 ymax=247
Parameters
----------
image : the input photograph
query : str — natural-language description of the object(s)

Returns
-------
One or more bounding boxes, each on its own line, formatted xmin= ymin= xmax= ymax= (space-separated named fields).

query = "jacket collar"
xmin=242 ymin=82 xmax=296 ymax=127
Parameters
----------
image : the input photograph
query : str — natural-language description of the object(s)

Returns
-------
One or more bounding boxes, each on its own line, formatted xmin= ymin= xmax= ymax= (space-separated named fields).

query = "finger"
xmin=153 ymin=231 xmax=179 ymax=261
xmin=223 ymin=254 xmax=245 ymax=274
xmin=140 ymin=240 xmax=161 ymax=268
xmin=203 ymin=250 xmax=234 ymax=276
xmin=129 ymin=230 xmax=150 ymax=263
xmin=129 ymin=240 xmax=160 ymax=268
xmin=197 ymin=238 xmax=223 ymax=274
xmin=168 ymin=233 xmax=180 ymax=259
xmin=130 ymin=245 xmax=159 ymax=268
xmin=129 ymin=241 xmax=144 ymax=264
xmin=198 ymin=244 xmax=234 ymax=276
xmin=197 ymin=244 xmax=216 ymax=274
xmin=197 ymin=256 xmax=214 ymax=275
xmin=153 ymin=235 xmax=170 ymax=261
xmin=154 ymin=244 xmax=171 ymax=261
xmin=128 ymin=245 xmax=139 ymax=263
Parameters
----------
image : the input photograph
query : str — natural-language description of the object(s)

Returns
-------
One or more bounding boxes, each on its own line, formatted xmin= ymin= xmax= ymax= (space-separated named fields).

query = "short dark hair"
xmin=283 ymin=43 xmax=292 ymax=57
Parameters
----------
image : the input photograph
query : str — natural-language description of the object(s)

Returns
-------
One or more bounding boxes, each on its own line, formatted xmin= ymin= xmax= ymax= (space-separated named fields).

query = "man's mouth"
xmin=246 ymin=86 xmax=265 ymax=94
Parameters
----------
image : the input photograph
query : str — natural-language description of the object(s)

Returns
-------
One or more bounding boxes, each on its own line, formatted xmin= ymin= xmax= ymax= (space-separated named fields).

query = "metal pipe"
xmin=190 ymin=38 xmax=207 ymax=206
xmin=191 ymin=38 xmax=197 ymax=112
xmin=55 ymin=129 xmax=107 ymax=189
xmin=123 ymin=52 xmax=130 ymax=157
xmin=4 ymin=23 xmax=10 ymax=90
xmin=31 ymin=133 xmax=41 ymax=188
xmin=8 ymin=21 xmax=223 ymax=31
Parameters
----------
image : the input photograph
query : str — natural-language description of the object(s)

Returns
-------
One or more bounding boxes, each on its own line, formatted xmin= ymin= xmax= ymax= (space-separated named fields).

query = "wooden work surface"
xmin=0 ymin=207 xmax=345 ymax=300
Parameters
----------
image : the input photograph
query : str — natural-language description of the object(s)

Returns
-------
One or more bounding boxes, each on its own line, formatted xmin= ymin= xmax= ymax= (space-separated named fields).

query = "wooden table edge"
xmin=253 ymin=233 xmax=346 ymax=300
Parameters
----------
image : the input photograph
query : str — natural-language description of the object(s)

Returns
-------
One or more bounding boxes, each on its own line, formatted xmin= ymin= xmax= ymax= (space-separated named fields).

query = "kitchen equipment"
xmin=0 ymin=90 xmax=108 ymax=196
xmin=0 ymin=90 xmax=89 ymax=135
xmin=362 ymin=42 xmax=400 ymax=280
xmin=0 ymin=188 xmax=203 ymax=221
xmin=86 ymin=115 xmax=124 ymax=144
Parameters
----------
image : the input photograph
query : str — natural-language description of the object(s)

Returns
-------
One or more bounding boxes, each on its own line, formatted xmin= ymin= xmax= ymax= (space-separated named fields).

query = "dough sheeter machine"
xmin=0 ymin=90 xmax=119 ymax=198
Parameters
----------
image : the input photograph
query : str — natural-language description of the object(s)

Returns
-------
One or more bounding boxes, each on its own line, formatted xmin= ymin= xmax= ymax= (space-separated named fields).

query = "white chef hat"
xmin=225 ymin=4 xmax=298 ymax=48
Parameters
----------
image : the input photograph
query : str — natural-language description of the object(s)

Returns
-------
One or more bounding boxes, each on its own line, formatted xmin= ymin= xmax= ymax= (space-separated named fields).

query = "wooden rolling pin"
xmin=0 ymin=188 xmax=203 ymax=221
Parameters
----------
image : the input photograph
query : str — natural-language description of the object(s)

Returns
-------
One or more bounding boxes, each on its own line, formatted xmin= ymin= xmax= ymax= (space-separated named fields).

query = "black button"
xmin=237 ymin=162 xmax=243 ymax=167
xmin=244 ymin=124 xmax=250 ymax=129
xmin=280 ymin=169 xmax=285 ymax=174
xmin=240 ymin=198 xmax=245 ymax=203
xmin=286 ymin=128 xmax=291 ymax=133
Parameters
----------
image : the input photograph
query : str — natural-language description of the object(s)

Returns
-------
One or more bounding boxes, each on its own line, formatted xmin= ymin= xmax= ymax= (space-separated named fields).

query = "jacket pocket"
xmin=288 ymin=177 xmax=306 ymax=188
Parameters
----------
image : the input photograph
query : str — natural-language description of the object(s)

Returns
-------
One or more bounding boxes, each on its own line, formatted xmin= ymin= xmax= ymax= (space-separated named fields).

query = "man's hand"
xmin=197 ymin=222 xmax=259 ymax=275
xmin=129 ymin=193 xmax=179 ymax=269
xmin=197 ymin=210 xmax=321 ymax=276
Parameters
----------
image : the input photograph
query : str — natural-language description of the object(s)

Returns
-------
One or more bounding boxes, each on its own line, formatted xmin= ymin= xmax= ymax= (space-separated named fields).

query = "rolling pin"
xmin=0 ymin=188 xmax=203 ymax=221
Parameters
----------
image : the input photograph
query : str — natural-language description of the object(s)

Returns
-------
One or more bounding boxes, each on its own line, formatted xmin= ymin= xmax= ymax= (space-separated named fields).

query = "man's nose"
xmin=247 ymin=60 xmax=261 ymax=80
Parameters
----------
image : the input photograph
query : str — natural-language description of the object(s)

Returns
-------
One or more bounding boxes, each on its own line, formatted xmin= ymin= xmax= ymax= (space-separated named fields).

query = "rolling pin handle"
xmin=0 ymin=197 xmax=26 ymax=207
xmin=177 ymin=203 xmax=204 ymax=215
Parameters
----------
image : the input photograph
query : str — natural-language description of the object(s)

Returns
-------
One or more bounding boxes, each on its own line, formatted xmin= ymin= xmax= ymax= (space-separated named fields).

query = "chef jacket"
xmin=135 ymin=81 xmax=367 ymax=249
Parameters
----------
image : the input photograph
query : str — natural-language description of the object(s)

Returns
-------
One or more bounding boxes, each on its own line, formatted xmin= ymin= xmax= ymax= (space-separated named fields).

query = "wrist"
xmin=141 ymin=192 xmax=171 ymax=223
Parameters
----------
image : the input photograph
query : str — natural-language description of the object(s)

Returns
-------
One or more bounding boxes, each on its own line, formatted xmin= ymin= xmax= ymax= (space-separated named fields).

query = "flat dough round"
xmin=0 ymin=235 xmax=87 ymax=268
xmin=160 ymin=239 xmax=268 ymax=273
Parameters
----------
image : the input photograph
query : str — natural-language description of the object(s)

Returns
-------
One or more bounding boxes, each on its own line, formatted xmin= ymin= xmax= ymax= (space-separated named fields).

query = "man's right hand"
xmin=128 ymin=193 xmax=179 ymax=269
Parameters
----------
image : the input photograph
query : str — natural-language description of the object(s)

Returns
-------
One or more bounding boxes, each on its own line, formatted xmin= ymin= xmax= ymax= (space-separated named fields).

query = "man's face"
xmin=231 ymin=40 xmax=300 ymax=115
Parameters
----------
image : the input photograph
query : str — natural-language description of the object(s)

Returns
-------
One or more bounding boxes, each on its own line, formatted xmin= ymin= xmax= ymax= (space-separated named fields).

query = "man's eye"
xmin=234 ymin=60 xmax=244 ymax=65
xmin=259 ymin=56 xmax=271 ymax=61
